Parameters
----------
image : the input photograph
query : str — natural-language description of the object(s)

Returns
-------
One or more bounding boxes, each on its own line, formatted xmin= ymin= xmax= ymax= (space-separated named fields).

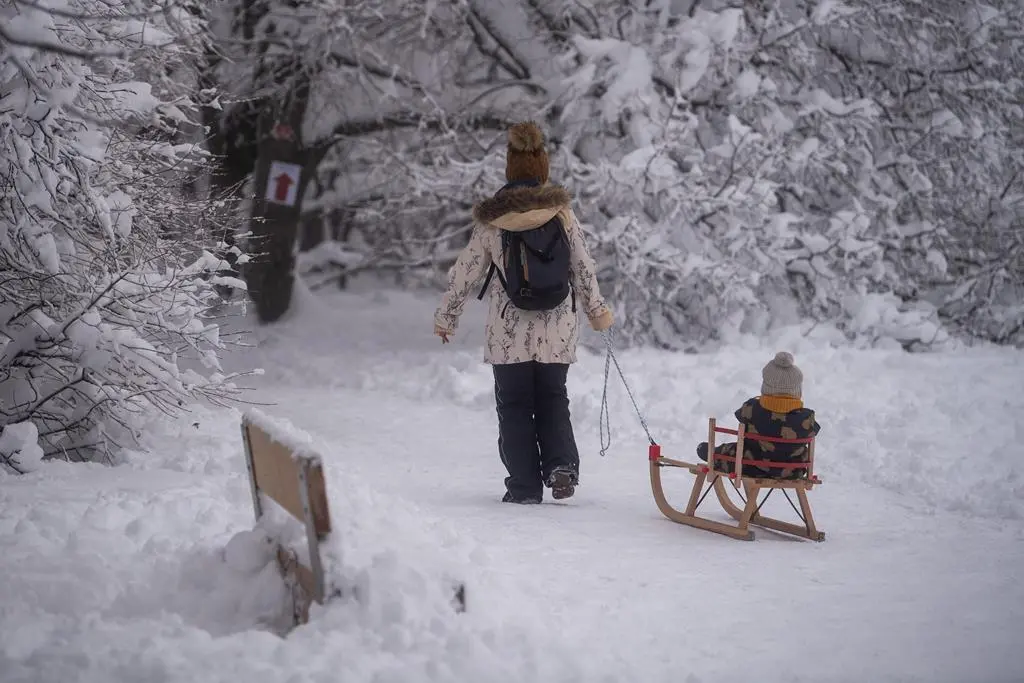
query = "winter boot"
xmin=545 ymin=466 xmax=577 ymax=500
xmin=502 ymin=491 xmax=542 ymax=504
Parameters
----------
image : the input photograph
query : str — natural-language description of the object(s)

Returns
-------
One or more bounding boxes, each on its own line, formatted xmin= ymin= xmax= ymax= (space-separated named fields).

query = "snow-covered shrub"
xmin=0 ymin=421 xmax=45 ymax=475
xmin=0 ymin=0 xmax=248 ymax=471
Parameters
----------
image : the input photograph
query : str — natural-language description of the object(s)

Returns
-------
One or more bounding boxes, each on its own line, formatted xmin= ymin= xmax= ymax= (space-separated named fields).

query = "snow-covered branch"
xmin=1 ymin=0 xmax=250 ymax=472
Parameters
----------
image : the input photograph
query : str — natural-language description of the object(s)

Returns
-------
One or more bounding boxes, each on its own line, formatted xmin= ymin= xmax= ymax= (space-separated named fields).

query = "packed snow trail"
xmin=262 ymin=384 xmax=1023 ymax=683
xmin=1 ymin=284 xmax=1022 ymax=683
xmin=236 ymin=285 xmax=1024 ymax=681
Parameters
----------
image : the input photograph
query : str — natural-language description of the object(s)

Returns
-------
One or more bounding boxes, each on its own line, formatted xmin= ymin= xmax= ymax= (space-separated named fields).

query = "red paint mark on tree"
xmin=272 ymin=173 xmax=294 ymax=202
xmin=271 ymin=122 xmax=294 ymax=141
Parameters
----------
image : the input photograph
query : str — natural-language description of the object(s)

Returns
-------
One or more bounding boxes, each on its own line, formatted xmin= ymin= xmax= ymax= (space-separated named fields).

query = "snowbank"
xmin=239 ymin=407 xmax=473 ymax=615
xmin=0 ymin=402 xmax=614 ymax=682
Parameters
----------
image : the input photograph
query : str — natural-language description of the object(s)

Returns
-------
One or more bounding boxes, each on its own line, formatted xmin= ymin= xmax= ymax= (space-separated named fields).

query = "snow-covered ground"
xmin=2 ymin=283 xmax=1023 ymax=683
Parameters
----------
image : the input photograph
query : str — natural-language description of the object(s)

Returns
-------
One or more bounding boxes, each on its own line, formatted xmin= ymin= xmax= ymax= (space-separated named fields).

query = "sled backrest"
xmin=707 ymin=418 xmax=818 ymax=482
xmin=241 ymin=414 xmax=330 ymax=620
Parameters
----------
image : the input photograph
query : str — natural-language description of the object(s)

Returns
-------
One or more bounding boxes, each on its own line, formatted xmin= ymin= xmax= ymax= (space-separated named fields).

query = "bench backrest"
xmin=241 ymin=415 xmax=330 ymax=609
xmin=240 ymin=413 xmax=467 ymax=621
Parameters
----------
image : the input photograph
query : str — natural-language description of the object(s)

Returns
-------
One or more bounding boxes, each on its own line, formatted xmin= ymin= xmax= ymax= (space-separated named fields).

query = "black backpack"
xmin=477 ymin=214 xmax=575 ymax=313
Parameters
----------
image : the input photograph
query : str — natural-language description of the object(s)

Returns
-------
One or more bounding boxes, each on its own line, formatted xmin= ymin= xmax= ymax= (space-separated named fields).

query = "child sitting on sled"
xmin=697 ymin=351 xmax=820 ymax=480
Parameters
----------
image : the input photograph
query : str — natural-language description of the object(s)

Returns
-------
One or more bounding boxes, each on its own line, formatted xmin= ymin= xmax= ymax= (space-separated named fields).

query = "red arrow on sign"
xmin=272 ymin=172 xmax=294 ymax=203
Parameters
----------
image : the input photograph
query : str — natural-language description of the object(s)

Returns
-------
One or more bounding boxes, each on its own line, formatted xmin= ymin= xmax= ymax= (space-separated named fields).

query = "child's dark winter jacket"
xmin=698 ymin=397 xmax=821 ymax=479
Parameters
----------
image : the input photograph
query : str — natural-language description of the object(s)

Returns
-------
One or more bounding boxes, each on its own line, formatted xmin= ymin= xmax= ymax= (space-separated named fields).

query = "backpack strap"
xmin=478 ymin=230 xmax=512 ymax=300
xmin=478 ymin=259 xmax=575 ymax=310
xmin=476 ymin=261 xmax=507 ymax=300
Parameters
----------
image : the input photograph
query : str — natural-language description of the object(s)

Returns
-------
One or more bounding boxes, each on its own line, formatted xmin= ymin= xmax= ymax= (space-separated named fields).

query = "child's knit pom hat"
xmin=761 ymin=351 xmax=803 ymax=398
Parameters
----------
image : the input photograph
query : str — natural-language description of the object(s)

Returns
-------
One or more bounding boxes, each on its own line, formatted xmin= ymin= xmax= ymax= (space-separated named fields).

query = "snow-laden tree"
xmin=0 ymin=0 xmax=248 ymax=473
xmin=720 ymin=0 xmax=1024 ymax=347
xmin=204 ymin=0 xmax=1022 ymax=349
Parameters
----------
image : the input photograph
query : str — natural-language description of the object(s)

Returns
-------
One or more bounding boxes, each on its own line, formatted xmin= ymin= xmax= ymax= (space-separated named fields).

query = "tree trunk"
xmin=241 ymin=47 xmax=318 ymax=321
xmin=245 ymin=126 xmax=315 ymax=321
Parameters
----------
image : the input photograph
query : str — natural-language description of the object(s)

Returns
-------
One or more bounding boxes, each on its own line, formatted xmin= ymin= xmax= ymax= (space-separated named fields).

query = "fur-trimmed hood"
xmin=472 ymin=183 xmax=572 ymax=232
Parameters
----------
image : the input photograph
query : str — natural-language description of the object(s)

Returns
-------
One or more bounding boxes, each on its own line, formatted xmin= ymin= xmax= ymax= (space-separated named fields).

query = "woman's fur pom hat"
xmin=506 ymin=121 xmax=549 ymax=185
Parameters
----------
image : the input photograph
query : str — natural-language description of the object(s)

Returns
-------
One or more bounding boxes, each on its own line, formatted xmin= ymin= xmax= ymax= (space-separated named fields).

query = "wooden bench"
xmin=240 ymin=412 xmax=467 ymax=627
xmin=649 ymin=418 xmax=825 ymax=542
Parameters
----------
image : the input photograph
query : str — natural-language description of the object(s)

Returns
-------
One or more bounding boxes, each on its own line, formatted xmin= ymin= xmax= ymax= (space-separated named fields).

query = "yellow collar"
xmin=758 ymin=395 xmax=803 ymax=413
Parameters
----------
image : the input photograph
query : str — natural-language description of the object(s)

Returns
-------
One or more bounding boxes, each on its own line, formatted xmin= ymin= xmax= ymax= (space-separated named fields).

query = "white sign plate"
xmin=265 ymin=161 xmax=302 ymax=207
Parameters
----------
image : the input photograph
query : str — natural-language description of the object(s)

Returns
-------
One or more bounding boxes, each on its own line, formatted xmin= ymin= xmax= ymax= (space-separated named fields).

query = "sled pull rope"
xmin=599 ymin=330 xmax=656 ymax=457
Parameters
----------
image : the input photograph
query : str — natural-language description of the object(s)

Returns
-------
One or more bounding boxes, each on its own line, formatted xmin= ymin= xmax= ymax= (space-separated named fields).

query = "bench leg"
xmin=276 ymin=545 xmax=312 ymax=627
xmin=297 ymin=460 xmax=325 ymax=605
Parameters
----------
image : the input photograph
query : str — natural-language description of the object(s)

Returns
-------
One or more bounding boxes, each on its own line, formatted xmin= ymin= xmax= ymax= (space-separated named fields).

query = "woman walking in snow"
xmin=434 ymin=121 xmax=614 ymax=504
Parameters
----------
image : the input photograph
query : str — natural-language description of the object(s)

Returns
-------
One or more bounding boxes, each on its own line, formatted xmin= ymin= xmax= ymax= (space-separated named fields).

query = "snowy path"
xmin=2 ymin=286 xmax=1023 ymax=683
xmin=269 ymin=384 xmax=1023 ymax=683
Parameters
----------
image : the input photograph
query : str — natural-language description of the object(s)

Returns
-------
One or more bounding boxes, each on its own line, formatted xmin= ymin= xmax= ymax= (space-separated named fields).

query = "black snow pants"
xmin=492 ymin=361 xmax=580 ymax=500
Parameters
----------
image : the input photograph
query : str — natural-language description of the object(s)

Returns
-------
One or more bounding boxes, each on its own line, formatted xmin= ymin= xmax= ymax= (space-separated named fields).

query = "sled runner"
xmin=648 ymin=418 xmax=825 ymax=542
xmin=240 ymin=413 xmax=467 ymax=628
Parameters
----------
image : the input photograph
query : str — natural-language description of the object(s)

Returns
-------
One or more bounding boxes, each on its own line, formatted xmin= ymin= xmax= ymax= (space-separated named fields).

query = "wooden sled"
xmin=649 ymin=418 xmax=825 ymax=542
xmin=241 ymin=414 xmax=467 ymax=628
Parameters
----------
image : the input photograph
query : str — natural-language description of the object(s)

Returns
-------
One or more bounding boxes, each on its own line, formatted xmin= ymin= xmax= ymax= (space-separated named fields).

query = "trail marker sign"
xmin=266 ymin=161 xmax=302 ymax=207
